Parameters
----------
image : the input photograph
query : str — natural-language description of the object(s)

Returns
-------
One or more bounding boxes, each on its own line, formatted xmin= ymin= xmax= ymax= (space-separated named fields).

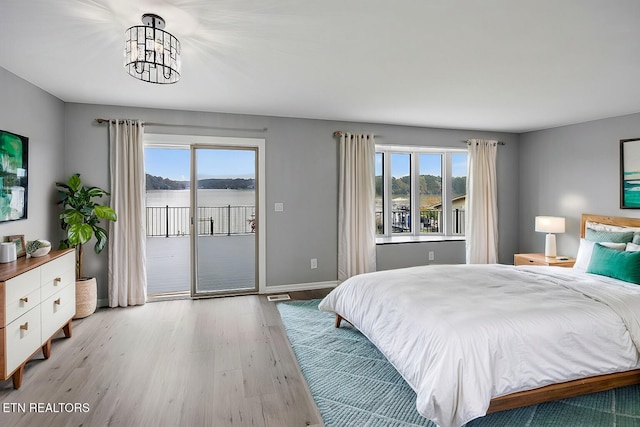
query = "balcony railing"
xmin=146 ymin=205 xmax=256 ymax=237
xmin=376 ymin=208 xmax=465 ymax=235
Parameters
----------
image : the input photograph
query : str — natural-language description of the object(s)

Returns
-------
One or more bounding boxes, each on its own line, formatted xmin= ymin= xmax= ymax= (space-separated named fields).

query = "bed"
xmin=318 ymin=214 xmax=640 ymax=427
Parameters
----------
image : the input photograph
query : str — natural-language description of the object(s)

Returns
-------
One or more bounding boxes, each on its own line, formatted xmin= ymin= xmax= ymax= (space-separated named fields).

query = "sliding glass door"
xmin=145 ymin=146 xmax=191 ymax=296
xmin=145 ymin=134 xmax=264 ymax=299
xmin=191 ymin=146 xmax=258 ymax=297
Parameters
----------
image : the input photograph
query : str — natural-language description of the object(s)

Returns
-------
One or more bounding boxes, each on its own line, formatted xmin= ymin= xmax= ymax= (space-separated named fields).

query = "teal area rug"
xmin=277 ymin=299 xmax=640 ymax=427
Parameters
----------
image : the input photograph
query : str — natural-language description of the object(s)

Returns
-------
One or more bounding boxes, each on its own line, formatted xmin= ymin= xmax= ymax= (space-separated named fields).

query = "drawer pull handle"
xmin=20 ymin=297 xmax=28 ymax=303
xmin=529 ymin=260 xmax=534 ymax=263
xmin=20 ymin=322 xmax=28 ymax=331
xmin=54 ymin=298 xmax=61 ymax=305
xmin=54 ymin=277 xmax=62 ymax=285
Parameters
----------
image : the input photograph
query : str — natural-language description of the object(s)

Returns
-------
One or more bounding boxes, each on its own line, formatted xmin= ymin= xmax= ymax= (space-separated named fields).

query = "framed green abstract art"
xmin=0 ymin=130 xmax=28 ymax=221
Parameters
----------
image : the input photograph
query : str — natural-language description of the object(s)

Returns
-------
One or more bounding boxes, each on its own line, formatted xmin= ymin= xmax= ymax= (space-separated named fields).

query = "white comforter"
xmin=318 ymin=264 xmax=640 ymax=427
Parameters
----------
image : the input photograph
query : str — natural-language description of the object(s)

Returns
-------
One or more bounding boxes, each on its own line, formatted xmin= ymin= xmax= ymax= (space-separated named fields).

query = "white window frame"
xmin=376 ymin=145 xmax=467 ymax=243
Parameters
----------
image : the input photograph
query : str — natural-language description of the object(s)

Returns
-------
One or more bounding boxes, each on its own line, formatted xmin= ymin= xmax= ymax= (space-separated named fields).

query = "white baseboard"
xmin=97 ymin=281 xmax=339 ymax=307
xmin=262 ymin=280 xmax=338 ymax=294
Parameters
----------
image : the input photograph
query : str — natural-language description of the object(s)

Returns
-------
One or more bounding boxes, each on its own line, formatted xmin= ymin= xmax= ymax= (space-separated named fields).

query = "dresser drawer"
xmin=41 ymin=284 xmax=75 ymax=341
xmin=5 ymin=307 xmax=41 ymax=376
xmin=4 ymin=269 xmax=41 ymax=322
xmin=514 ymin=256 xmax=546 ymax=266
xmin=514 ymin=253 xmax=576 ymax=268
xmin=41 ymin=252 xmax=75 ymax=301
xmin=5 ymin=286 xmax=40 ymax=326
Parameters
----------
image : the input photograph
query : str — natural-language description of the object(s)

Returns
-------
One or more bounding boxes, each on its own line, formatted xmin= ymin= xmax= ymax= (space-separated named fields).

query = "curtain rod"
xmin=95 ymin=118 xmax=267 ymax=133
xmin=332 ymin=131 xmax=504 ymax=146
xmin=333 ymin=131 xmax=379 ymax=138
xmin=463 ymin=139 xmax=505 ymax=145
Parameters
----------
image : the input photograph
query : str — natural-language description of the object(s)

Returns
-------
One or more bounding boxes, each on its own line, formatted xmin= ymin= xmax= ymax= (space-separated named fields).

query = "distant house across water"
xmin=432 ymin=195 xmax=466 ymax=211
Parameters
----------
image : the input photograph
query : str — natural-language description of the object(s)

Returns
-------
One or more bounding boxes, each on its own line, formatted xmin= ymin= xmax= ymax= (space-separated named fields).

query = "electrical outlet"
xmin=274 ymin=202 xmax=284 ymax=212
xmin=310 ymin=258 xmax=318 ymax=269
xmin=428 ymin=251 xmax=435 ymax=261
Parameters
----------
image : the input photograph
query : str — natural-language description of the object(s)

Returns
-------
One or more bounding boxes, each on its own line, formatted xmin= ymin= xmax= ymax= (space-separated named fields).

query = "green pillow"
xmin=585 ymin=228 xmax=634 ymax=243
xmin=633 ymin=233 xmax=640 ymax=245
xmin=587 ymin=243 xmax=640 ymax=284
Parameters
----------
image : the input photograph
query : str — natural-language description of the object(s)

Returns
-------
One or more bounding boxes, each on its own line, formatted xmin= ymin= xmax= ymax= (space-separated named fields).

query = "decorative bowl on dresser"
xmin=0 ymin=248 xmax=75 ymax=388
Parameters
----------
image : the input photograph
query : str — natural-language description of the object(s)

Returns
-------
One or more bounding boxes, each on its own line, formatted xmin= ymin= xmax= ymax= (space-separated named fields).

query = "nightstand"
xmin=514 ymin=253 xmax=576 ymax=268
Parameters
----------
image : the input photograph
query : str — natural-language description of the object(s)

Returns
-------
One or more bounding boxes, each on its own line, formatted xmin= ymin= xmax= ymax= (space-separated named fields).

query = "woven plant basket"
xmin=74 ymin=277 xmax=97 ymax=319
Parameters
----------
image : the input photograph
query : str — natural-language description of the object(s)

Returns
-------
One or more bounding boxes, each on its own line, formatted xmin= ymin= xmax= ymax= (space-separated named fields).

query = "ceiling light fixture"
xmin=124 ymin=13 xmax=181 ymax=84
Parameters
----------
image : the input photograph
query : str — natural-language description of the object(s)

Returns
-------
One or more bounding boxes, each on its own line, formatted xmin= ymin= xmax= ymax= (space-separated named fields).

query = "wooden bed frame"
xmin=334 ymin=213 xmax=640 ymax=414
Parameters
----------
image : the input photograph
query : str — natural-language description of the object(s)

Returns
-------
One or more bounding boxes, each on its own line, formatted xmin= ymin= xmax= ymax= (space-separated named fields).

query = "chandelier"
xmin=124 ymin=14 xmax=181 ymax=84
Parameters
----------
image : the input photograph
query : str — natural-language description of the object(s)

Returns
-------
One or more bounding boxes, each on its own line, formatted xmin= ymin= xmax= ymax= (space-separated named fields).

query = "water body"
xmin=623 ymin=172 xmax=640 ymax=207
xmin=146 ymin=189 xmax=256 ymax=207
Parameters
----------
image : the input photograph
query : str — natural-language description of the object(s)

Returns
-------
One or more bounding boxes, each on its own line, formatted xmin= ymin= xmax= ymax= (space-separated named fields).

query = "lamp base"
xmin=544 ymin=233 xmax=557 ymax=257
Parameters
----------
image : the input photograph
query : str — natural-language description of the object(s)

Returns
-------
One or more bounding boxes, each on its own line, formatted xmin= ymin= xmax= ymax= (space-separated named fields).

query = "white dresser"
xmin=0 ymin=249 xmax=75 ymax=388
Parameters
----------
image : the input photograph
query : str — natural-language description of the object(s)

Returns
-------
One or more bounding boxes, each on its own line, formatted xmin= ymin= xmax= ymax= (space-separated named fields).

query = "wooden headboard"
xmin=580 ymin=213 xmax=640 ymax=238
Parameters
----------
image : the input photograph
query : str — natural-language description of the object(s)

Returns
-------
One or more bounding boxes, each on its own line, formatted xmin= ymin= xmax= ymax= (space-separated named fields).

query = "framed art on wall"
xmin=0 ymin=130 xmax=28 ymax=221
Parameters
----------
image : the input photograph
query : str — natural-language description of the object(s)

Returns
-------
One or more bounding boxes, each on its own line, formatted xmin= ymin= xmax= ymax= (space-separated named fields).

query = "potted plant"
xmin=56 ymin=173 xmax=117 ymax=318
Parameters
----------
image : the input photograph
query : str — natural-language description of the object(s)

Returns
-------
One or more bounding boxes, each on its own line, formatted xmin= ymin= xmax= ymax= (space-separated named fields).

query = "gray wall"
xmin=376 ymin=240 xmax=467 ymax=270
xmin=64 ymin=104 xmax=520 ymax=301
xmin=2 ymin=65 xmax=522 ymax=303
xmin=0 ymin=67 xmax=66 ymax=247
xmin=519 ymin=112 xmax=640 ymax=258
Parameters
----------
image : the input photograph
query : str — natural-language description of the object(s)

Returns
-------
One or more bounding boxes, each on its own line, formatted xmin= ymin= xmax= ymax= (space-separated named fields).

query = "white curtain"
xmin=465 ymin=139 xmax=499 ymax=264
xmin=338 ymin=132 xmax=377 ymax=281
xmin=108 ymin=120 xmax=147 ymax=307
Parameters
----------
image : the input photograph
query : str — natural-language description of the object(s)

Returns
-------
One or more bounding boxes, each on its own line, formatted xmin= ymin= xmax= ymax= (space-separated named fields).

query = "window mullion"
xmin=443 ymin=153 xmax=452 ymax=235
xmin=383 ymin=151 xmax=391 ymax=236
xmin=411 ymin=153 xmax=420 ymax=236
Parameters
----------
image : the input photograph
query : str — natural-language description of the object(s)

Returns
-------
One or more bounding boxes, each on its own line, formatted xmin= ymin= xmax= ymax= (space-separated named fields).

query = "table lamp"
xmin=535 ymin=216 xmax=565 ymax=257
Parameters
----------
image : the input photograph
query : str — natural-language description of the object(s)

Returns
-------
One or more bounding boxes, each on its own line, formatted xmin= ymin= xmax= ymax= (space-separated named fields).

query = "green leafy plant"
xmin=56 ymin=173 xmax=117 ymax=279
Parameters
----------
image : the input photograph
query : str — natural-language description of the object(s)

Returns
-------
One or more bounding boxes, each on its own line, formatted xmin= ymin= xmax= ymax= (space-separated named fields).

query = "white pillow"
xmin=573 ymin=239 xmax=626 ymax=272
xmin=586 ymin=221 xmax=640 ymax=233
xmin=627 ymin=242 xmax=640 ymax=252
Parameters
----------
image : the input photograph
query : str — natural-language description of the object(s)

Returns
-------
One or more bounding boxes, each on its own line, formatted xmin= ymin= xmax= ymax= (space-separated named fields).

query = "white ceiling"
xmin=2 ymin=0 xmax=639 ymax=133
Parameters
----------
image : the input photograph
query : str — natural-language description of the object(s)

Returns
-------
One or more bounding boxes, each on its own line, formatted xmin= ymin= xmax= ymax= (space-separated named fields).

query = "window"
xmin=390 ymin=153 xmax=411 ymax=233
xmin=419 ymin=153 xmax=442 ymax=233
xmin=375 ymin=153 xmax=384 ymax=234
xmin=376 ymin=145 xmax=467 ymax=240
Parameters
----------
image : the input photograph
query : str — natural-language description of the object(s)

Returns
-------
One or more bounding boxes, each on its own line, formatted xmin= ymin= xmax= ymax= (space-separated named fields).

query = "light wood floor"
xmin=0 ymin=290 xmax=330 ymax=427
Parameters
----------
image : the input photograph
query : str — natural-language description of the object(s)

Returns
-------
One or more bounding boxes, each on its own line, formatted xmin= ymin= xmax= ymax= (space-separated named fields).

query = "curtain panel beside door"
xmin=108 ymin=119 xmax=147 ymax=307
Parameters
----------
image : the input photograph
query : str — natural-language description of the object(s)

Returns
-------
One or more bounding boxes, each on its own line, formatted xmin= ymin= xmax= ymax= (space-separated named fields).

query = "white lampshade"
xmin=535 ymin=216 xmax=565 ymax=257
xmin=535 ymin=216 xmax=565 ymax=234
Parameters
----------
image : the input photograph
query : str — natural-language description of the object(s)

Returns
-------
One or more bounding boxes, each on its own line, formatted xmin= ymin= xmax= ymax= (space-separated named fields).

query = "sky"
xmin=145 ymin=148 xmax=256 ymax=181
xmin=375 ymin=152 xmax=467 ymax=178
xmin=146 ymin=147 xmax=466 ymax=181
